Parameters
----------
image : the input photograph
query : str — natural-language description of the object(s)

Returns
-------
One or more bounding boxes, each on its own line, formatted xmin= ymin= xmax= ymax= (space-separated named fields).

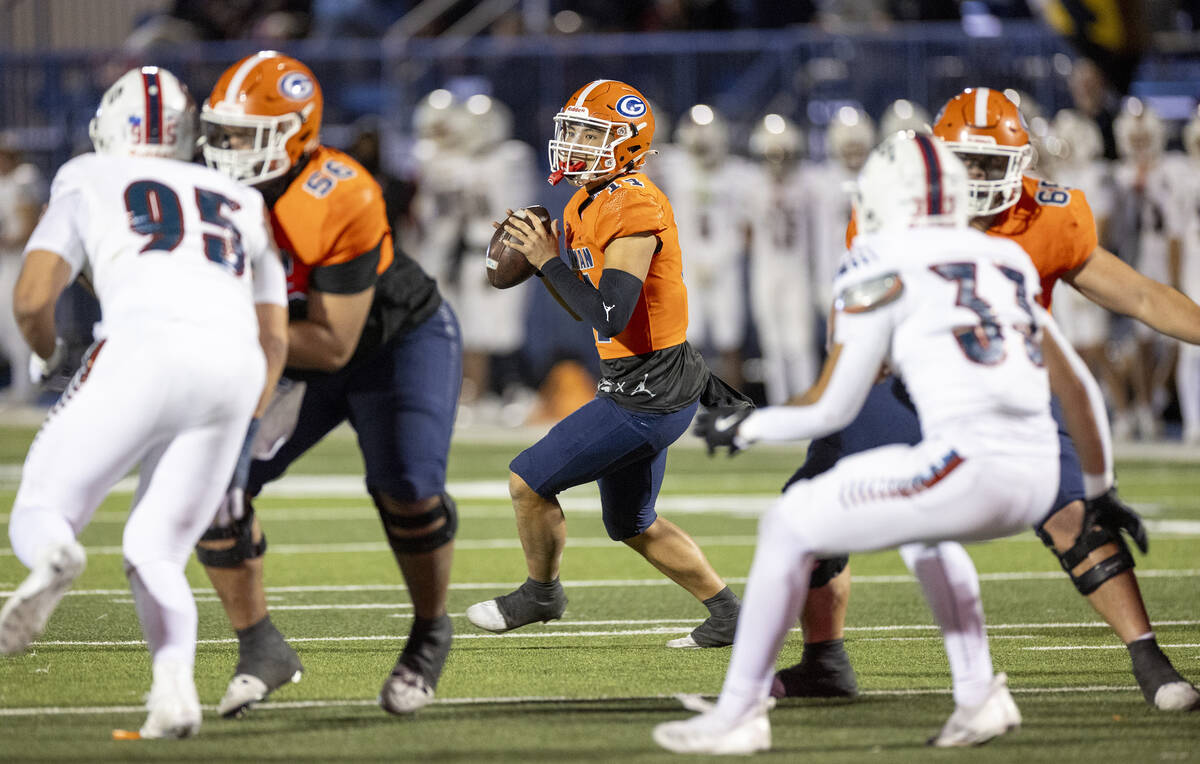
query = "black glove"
xmin=693 ymin=404 xmax=754 ymax=457
xmin=1086 ymin=485 xmax=1148 ymax=554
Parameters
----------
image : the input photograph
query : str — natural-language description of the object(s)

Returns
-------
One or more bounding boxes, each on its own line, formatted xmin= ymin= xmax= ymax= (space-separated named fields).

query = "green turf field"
xmin=0 ymin=423 xmax=1197 ymax=761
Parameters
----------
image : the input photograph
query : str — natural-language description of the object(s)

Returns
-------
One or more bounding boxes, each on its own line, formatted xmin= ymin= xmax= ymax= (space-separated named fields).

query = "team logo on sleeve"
xmin=615 ymin=95 xmax=646 ymax=119
xmin=279 ymin=72 xmax=315 ymax=101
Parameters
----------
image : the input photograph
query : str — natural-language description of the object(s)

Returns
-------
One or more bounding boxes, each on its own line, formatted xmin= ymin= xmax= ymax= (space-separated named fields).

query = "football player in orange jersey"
xmin=464 ymin=80 xmax=749 ymax=649
xmin=195 ymin=52 xmax=463 ymax=717
xmin=772 ymin=88 xmax=1200 ymax=716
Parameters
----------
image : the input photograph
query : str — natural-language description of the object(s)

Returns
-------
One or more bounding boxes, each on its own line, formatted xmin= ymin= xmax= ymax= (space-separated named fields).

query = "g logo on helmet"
xmin=278 ymin=72 xmax=314 ymax=101
xmin=615 ymin=95 xmax=646 ymax=119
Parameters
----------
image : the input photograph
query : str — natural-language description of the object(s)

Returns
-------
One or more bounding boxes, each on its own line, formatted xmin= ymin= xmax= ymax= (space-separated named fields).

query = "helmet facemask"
xmin=548 ymin=109 xmax=633 ymax=186
xmin=202 ymin=107 xmax=302 ymax=185
xmin=943 ymin=141 xmax=1031 ymax=217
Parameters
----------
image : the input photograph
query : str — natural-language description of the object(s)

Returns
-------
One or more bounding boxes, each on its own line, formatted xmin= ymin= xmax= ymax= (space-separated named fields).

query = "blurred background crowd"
xmin=3 ymin=0 xmax=1200 ymax=441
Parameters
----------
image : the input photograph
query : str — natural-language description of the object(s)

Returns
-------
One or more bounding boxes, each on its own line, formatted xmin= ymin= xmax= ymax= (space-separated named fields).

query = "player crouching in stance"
xmin=466 ymin=80 xmax=746 ymax=648
xmin=0 ymin=67 xmax=288 ymax=739
xmin=655 ymin=133 xmax=1057 ymax=754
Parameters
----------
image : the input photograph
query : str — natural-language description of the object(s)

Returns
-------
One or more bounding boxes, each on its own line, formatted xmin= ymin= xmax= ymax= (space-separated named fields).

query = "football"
xmin=486 ymin=205 xmax=551 ymax=289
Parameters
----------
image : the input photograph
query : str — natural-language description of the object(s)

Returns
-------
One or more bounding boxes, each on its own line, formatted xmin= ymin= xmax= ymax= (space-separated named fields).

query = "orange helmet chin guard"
xmin=201 ymin=51 xmax=323 ymax=185
xmin=933 ymin=87 xmax=1033 ymax=217
xmin=547 ymin=80 xmax=656 ymax=186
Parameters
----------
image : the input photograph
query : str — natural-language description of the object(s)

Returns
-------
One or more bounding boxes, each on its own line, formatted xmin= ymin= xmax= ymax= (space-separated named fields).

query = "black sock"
xmin=703 ymin=586 xmax=739 ymax=619
xmin=236 ymin=615 xmax=280 ymax=650
xmin=400 ymin=614 xmax=453 ymax=687
xmin=801 ymin=638 xmax=847 ymax=663
xmin=521 ymin=577 xmax=565 ymax=604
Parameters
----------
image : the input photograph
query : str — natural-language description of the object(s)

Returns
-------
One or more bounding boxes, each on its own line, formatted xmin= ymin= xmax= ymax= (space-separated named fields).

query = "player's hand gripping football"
xmin=497 ymin=207 xmax=560 ymax=271
xmin=693 ymin=404 xmax=754 ymax=457
xmin=1086 ymin=485 xmax=1149 ymax=554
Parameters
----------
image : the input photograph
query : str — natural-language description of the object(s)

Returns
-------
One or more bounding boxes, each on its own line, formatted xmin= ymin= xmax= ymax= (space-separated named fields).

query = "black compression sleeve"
xmin=540 ymin=257 xmax=642 ymax=337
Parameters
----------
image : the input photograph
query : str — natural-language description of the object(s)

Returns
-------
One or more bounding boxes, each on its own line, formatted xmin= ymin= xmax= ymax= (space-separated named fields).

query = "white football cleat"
xmin=928 ymin=673 xmax=1021 ymax=747
xmin=379 ymin=663 xmax=435 ymax=715
xmin=1153 ymin=681 xmax=1200 ymax=711
xmin=140 ymin=660 xmax=201 ymax=739
xmin=217 ymin=669 xmax=302 ymax=718
xmin=0 ymin=541 xmax=86 ymax=654
xmin=653 ymin=699 xmax=773 ymax=755
xmin=465 ymin=600 xmax=508 ymax=633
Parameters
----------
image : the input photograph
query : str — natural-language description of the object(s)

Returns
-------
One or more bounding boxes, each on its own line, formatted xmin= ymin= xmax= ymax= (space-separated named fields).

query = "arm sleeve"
xmin=540 ymin=256 xmax=642 ymax=336
xmin=738 ymin=307 xmax=892 ymax=444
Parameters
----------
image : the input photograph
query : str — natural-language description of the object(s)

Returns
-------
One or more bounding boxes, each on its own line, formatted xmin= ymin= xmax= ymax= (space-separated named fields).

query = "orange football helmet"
xmin=933 ymin=87 xmax=1033 ymax=216
xmin=201 ymin=51 xmax=323 ymax=185
xmin=547 ymin=80 xmax=656 ymax=186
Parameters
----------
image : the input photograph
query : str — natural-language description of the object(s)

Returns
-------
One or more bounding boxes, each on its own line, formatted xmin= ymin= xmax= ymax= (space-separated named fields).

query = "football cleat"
xmin=1128 ymin=636 xmax=1200 ymax=711
xmin=140 ymin=660 xmax=202 ymax=739
xmin=770 ymin=641 xmax=859 ymax=699
xmin=217 ymin=668 xmax=302 ymax=718
xmin=652 ymin=698 xmax=774 ymax=755
xmin=466 ymin=582 xmax=566 ymax=634
xmin=1151 ymin=682 xmax=1200 ymax=712
xmin=379 ymin=663 xmax=435 ymax=715
xmin=928 ymin=673 xmax=1021 ymax=747
xmin=666 ymin=612 xmax=738 ymax=649
xmin=0 ymin=541 xmax=86 ymax=655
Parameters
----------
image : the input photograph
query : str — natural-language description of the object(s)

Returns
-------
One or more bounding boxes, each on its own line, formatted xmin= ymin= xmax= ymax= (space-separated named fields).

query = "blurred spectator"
xmin=0 ymin=136 xmax=46 ymax=404
xmin=125 ymin=0 xmax=312 ymax=51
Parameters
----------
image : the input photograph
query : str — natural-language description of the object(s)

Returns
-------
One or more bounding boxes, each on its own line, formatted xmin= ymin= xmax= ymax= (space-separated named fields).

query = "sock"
xmin=800 ymin=637 xmax=847 ymax=664
xmin=399 ymin=614 xmax=453 ymax=687
xmin=703 ymin=587 xmax=740 ymax=619
xmin=521 ymin=577 xmax=565 ymax=604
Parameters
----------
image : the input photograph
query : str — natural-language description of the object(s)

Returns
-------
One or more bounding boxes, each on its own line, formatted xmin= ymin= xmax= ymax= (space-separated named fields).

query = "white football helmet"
xmin=1183 ymin=106 xmax=1200 ymax=160
xmin=1049 ymin=109 xmax=1103 ymax=166
xmin=675 ymin=104 xmax=730 ymax=167
xmin=853 ymin=132 xmax=969 ymax=235
xmin=826 ymin=106 xmax=875 ymax=172
xmin=462 ymin=94 xmax=513 ymax=155
xmin=89 ymin=67 xmax=196 ymax=160
xmin=1114 ymin=98 xmax=1165 ymax=162
xmin=413 ymin=89 xmax=469 ymax=153
xmin=879 ymin=99 xmax=931 ymax=137
xmin=749 ymin=113 xmax=804 ymax=173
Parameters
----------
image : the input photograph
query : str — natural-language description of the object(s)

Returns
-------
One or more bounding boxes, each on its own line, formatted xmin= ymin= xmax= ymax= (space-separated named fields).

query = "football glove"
xmin=1086 ymin=485 xmax=1149 ymax=555
xmin=28 ymin=338 xmax=67 ymax=386
xmin=216 ymin=417 xmax=260 ymax=525
xmin=693 ymin=404 xmax=754 ymax=457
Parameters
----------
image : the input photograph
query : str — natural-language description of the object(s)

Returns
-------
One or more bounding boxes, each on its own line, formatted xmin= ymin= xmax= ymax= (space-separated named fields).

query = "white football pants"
xmin=9 ymin=323 xmax=262 ymax=667
xmin=712 ymin=437 xmax=1057 ymax=720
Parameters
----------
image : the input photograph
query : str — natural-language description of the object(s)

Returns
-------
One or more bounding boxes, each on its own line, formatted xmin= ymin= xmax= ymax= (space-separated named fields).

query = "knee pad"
xmin=195 ymin=500 xmax=267 ymax=568
xmin=1035 ymin=504 xmax=1135 ymax=595
xmin=810 ymin=556 xmax=849 ymax=589
xmin=374 ymin=492 xmax=458 ymax=554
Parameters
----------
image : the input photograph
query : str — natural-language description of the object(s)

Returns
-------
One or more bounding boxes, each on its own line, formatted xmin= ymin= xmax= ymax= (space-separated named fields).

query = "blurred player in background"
xmin=1 ymin=67 xmax=288 ymax=739
xmin=776 ymin=87 xmax=1200 ymax=714
xmin=1177 ymin=110 xmax=1200 ymax=444
xmin=745 ymin=112 xmax=818 ymax=404
xmin=878 ymin=98 xmax=931 ymax=136
xmin=660 ymin=103 xmax=751 ymax=387
xmin=0 ymin=136 xmax=45 ymax=405
xmin=453 ymin=94 xmax=537 ymax=421
xmin=466 ymin=79 xmax=748 ymax=650
xmin=198 ymin=51 xmax=462 ymax=718
xmin=1108 ymin=100 xmax=1181 ymax=440
xmin=657 ymin=133 xmax=1057 ymax=754
xmin=807 ymin=106 xmax=874 ymax=321
xmin=1046 ymin=109 xmax=1119 ymax=418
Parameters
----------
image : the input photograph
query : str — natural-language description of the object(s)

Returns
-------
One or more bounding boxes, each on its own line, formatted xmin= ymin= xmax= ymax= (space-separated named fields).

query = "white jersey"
xmin=1111 ymin=158 xmax=1184 ymax=285
xmin=659 ymin=151 xmax=754 ymax=272
xmin=25 ymin=153 xmax=284 ymax=340
xmin=837 ymin=227 xmax=1054 ymax=446
xmin=1048 ymin=159 xmax=1113 ymax=349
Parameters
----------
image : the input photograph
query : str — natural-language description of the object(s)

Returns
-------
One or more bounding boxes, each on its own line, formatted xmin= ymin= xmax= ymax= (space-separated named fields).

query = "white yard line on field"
xmin=0 ymin=685 xmax=1148 ymax=718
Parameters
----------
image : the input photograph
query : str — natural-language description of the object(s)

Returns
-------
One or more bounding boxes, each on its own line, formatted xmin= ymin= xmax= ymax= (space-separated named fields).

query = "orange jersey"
xmin=562 ymin=172 xmax=688 ymax=359
xmin=845 ymin=176 xmax=1096 ymax=309
xmin=271 ymin=146 xmax=393 ymax=301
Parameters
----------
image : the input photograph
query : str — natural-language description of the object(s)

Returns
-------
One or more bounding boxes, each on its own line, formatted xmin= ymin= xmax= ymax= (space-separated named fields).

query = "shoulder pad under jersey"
xmin=836 ymin=273 xmax=904 ymax=314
